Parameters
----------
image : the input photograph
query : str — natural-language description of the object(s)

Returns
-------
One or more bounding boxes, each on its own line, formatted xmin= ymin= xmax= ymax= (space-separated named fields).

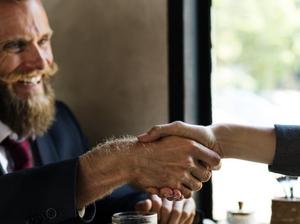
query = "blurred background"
xmin=43 ymin=0 xmax=168 ymax=145
xmin=212 ymin=0 xmax=300 ymax=222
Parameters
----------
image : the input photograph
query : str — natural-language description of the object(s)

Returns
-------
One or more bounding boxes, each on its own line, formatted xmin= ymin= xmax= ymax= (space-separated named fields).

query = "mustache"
xmin=0 ymin=62 xmax=58 ymax=84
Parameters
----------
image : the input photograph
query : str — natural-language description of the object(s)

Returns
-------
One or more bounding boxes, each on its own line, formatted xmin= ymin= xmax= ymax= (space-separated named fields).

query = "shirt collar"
xmin=0 ymin=121 xmax=12 ymax=143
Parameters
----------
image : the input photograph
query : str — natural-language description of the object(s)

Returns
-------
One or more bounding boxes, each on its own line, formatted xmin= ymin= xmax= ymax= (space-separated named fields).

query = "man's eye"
xmin=3 ymin=41 xmax=26 ymax=53
xmin=38 ymin=37 xmax=49 ymax=46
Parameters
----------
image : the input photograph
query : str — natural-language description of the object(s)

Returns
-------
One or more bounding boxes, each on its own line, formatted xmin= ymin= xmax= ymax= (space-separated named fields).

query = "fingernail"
xmin=174 ymin=191 xmax=181 ymax=198
xmin=164 ymin=193 xmax=173 ymax=198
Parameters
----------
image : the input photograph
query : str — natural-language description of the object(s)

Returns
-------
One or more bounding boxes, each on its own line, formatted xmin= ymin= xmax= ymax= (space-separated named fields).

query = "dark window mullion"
xmin=168 ymin=0 xmax=213 ymax=220
xmin=168 ymin=0 xmax=184 ymax=122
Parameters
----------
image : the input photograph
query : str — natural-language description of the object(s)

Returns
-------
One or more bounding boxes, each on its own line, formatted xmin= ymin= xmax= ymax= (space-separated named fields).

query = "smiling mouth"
xmin=17 ymin=75 xmax=43 ymax=85
xmin=12 ymin=75 xmax=45 ymax=98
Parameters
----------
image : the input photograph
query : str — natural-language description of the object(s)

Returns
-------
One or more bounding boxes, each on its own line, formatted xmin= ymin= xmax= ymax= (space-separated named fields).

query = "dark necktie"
xmin=1 ymin=137 xmax=33 ymax=171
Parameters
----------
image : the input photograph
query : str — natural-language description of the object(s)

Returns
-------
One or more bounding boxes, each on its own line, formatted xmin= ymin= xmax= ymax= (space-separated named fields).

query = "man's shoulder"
xmin=52 ymin=100 xmax=78 ymax=128
xmin=55 ymin=100 xmax=70 ymax=113
xmin=54 ymin=100 xmax=75 ymax=120
xmin=50 ymin=100 xmax=86 ymax=144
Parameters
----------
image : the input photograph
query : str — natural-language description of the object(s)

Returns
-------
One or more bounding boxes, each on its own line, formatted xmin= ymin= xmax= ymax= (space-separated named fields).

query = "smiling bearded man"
xmin=0 ymin=63 xmax=57 ymax=137
xmin=0 ymin=0 xmax=58 ymax=138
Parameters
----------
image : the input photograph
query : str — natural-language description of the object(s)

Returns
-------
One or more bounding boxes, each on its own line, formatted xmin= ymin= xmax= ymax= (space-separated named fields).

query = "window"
xmin=212 ymin=0 xmax=300 ymax=222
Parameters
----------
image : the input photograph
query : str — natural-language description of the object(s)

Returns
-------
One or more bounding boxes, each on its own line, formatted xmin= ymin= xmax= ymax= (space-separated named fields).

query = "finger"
xmin=173 ymin=189 xmax=182 ymax=200
xmin=135 ymin=199 xmax=152 ymax=212
xmin=160 ymin=198 xmax=173 ymax=224
xmin=159 ymin=187 xmax=174 ymax=198
xmin=193 ymin=143 xmax=221 ymax=170
xmin=180 ymin=198 xmax=196 ymax=224
xmin=179 ymin=185 xmax=193 ymax=199
xmin=167 ymin=195 xmax=185 ymax=201
xmin=146 ymin=187 xmax=160 ymax=195
xmin=138 ymin=132 xmax=155 ymax=142
xmin=150 ymin=194 xmax=162 ymax=215
xmin=191 ymin=165 xmax=212 ymax=183
xmin=138 ymin=124 xmax=169 ymax=142
xmin=182 ymin=176 xmax=203 ymax=192
xmin=167 ymin=200 xmax=184 ymax=224
xmin=212 ymin=160 xmax=222 ymax=170
xmin=138 ymin=121 xmax=188 ymax=142
xmin=160 ymin=188 xmax=182 ymax=201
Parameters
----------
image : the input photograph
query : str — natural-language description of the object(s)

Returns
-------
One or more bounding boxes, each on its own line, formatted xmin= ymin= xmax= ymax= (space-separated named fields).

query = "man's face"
xmin=0 ymin=0 xmax=54 ymax=97
xmin=0 ymin=0 xmax=57 ymax=137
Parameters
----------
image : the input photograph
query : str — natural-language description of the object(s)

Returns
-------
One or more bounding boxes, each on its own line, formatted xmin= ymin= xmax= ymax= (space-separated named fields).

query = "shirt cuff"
xmin=269 ymin=124 xmax=300 ymax=176
xmin=77 ymin=203 xmax=96 ymax=223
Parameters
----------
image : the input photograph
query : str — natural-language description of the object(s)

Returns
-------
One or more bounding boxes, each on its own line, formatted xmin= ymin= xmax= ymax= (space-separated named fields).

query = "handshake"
xmin=137 ymin=121 xmax=222 ymax=200
xmin=77 ymin=121 xmax=275 ymax=211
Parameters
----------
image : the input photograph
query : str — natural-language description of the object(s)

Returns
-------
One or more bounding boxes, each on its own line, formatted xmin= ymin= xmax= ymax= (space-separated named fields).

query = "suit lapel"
xmin=35 ymin=134 xmax=59 ymax=165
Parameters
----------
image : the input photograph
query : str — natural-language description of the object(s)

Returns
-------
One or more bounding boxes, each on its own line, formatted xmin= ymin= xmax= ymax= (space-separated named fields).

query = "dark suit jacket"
xmin=0 ymin=101 xmax=146 ymax=224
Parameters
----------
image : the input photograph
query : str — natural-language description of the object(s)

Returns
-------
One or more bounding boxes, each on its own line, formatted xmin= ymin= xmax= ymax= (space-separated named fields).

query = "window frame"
xmin=168 ymin=0 xmax=213 ymax=219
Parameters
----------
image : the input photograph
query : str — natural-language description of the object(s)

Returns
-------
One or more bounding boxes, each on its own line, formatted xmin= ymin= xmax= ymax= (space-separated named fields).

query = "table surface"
xmin=217 ymin=221 xmax=267 ymax=224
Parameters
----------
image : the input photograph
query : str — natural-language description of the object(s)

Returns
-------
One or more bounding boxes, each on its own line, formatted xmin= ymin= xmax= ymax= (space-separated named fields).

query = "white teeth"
xmin=19 ymin=76 xmax=42 ymax=85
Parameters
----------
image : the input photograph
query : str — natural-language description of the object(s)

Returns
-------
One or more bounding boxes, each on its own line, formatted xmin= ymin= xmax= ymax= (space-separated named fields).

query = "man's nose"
xmin=22 ymin=44 xmax=46 ymax=73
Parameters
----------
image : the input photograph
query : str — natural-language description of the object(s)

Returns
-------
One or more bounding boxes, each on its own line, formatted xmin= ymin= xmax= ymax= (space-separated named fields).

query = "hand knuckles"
xmin=211 ymin=154 xmax=221 ymax=167
xmin=191 ymin=181 xmax=202 ymax=191
xmin=182 ymin=158 xmax=195 ymax=171
xmin=150 ymin=125 xmax=161 ymax=133
xmin=153 ymin=199 xmax=162 ymax=208
xmin=202 ymin=170 xmax=212 ymax=182
xmin=172 ymin=121 xmax=184 ymax=128
xmin=161 ymin=206 xmax=172 ymax=214
xmin=194 ymin=181 xmax=203 ymax=190
xmin=182 ymin=190 xmax=192 ymax=198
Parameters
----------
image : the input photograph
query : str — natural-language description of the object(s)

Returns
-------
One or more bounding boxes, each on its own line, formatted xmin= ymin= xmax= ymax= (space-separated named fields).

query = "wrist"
xmin=211 ymin=124 xmax=276 ymax=163
xmin=76 ymin=140 xmax=136 ymax=208
xmin=210 ymin=124 xmax=227 ymax=158
xmin=121 ymin=140 xmax=150 ymax=184
xmin=101 ymin=137 xmax=144 ymax=183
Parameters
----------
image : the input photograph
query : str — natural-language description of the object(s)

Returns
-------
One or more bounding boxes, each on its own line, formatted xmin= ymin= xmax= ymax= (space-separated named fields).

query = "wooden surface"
xmin=271 ymin=198 xmax=300 ymax=224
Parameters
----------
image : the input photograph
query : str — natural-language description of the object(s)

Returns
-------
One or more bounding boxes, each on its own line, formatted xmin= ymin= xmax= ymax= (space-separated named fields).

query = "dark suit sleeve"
xmin=93 ymin=185 xmax=148 ymax=223
xmin=269 ymin=124 xmax=300 ymax=176
xmin=0 ymin=101 xmax=149 ymax=224
xmin=51 ymin=102 xmax=149 ymax=223
xmin=0 ymin=159 xmax=79 ymax=224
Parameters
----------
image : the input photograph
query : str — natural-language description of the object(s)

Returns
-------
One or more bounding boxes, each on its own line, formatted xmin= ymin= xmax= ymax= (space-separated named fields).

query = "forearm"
xmin=212 ymin=124 xmax=276 ymax=164
xmin=76 ymin=138 xmax=136 ymax=209
xmin=76 ymin=134 xmax=210 ymax=207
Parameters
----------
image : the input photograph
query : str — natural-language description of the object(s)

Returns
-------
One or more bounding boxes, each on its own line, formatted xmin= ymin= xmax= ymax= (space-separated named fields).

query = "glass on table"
xmin=112 ymin=211 xmax=157 ymax=224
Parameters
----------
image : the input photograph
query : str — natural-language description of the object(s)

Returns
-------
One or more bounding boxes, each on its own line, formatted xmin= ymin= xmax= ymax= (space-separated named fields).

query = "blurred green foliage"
xmin=212 ymin=0 xmax=300 ymax=91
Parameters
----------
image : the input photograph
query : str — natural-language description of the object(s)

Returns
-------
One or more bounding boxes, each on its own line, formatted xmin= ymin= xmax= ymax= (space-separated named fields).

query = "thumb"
xmin=138 ymin=123 xmax=173 ymax=142
xmin=135 ymin=199 xmax=152 ymax=212
xmin=138 ymin=121 xmax=191 ymax=143
xmin=137 ymin=132 xmax=161 ymax=143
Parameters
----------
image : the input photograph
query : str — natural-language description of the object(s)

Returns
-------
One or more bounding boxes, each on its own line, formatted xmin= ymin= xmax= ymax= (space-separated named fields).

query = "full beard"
xmin=0 ymin=63 xmax=58 ymax=138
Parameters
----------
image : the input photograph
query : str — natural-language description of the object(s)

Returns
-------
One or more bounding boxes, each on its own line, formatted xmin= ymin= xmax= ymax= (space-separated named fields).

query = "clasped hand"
xmin=137 ymin=121 xmax=222 ymax=200
xmin=130 ymin=135 xmax=220 ymax=199
xmin=135 ymin=194 xmax=196 ymax=224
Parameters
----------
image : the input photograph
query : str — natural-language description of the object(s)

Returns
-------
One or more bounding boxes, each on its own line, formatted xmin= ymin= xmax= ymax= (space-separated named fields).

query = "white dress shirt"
xmin=0 ymin=121 xmax=14 ymax=174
